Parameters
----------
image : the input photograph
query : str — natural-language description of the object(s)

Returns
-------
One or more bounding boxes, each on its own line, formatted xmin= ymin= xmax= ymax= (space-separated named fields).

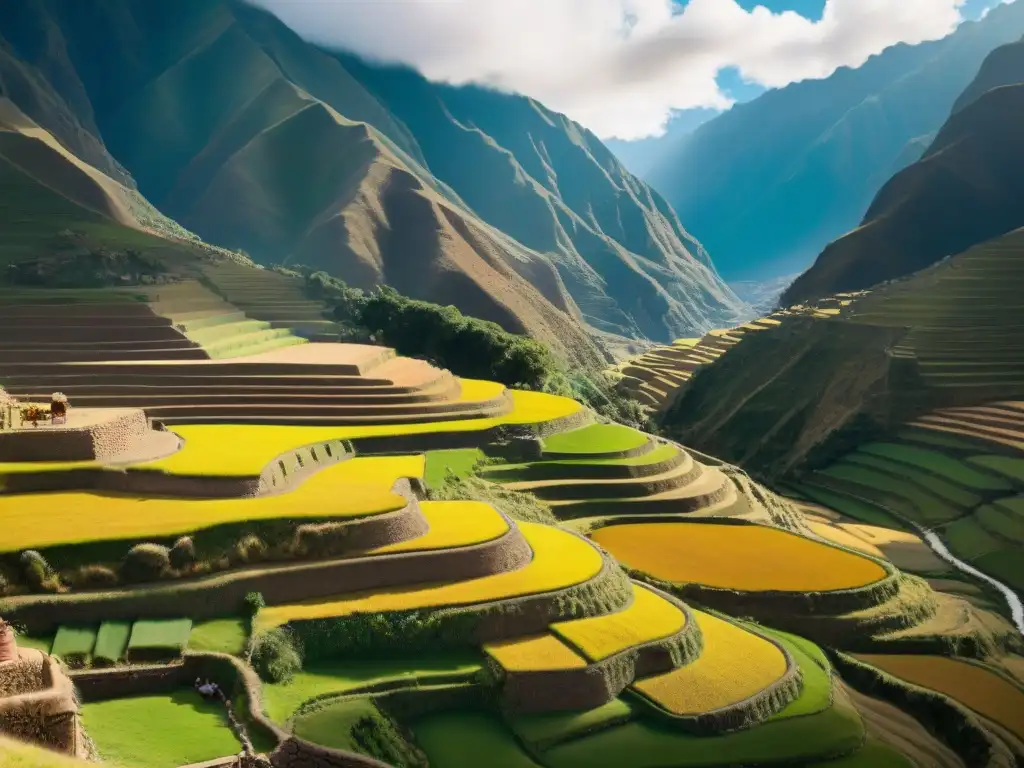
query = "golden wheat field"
xmin=484 ymin=634 xmax=589 ymax=672
xmin=258 ymin=522 xmax=604 ymax=627
xmin=551 ymin=583 xmax=686 ymax=661
xmin=0 ymin=456 xmax=423 ymax=551
xmin=856 ymin=655 xmax=1024 ymax=737
xmin=632 ymin=610 xmax=788 ymax=715
xmin=592 ymin=522 xmax=887 ymax=592
xmin=368 ymin=501 xmax=509 ymax=554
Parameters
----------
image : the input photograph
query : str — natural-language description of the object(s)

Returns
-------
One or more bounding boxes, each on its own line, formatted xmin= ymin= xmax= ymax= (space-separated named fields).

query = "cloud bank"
xmin=251 ymin=0 xmax=1000 ymax=140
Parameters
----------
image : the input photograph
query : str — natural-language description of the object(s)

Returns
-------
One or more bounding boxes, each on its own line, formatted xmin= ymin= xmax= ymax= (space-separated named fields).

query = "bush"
xmin=169 ymin=536 xmax=197 ymax=570
xmin=232 ymin=535 xmax=268 ymax=565
xmin=243 ymin=591 xmax=266 ymax=618
xmin=68 ymin=565 xmax=119 ymax=590
xmin=18 ymin=550 xmax=53 ymax=591
xmin=250 ymin=628 xmax=302 ymax=683
xmin=120 ymin=543 xmax=171 ymax=584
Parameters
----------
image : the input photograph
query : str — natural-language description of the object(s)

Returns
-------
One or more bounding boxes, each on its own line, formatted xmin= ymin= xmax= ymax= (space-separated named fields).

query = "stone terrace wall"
xmin=0 ymin=409 xmax=148 ymax=462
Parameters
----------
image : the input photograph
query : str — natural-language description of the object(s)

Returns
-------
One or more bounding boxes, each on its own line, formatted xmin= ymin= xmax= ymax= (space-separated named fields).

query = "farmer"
xmin=195 ymin=678 xmax=218 ymax=699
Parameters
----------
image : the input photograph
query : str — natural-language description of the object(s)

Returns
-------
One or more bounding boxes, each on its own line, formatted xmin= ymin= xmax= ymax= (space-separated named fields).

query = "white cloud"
xmin=250 ymin=0 xmax=987 ymax=140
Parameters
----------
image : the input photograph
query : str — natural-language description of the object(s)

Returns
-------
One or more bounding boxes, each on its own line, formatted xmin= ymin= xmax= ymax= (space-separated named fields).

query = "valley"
xmin=3 ymin=3 xmax=1024 ymax=768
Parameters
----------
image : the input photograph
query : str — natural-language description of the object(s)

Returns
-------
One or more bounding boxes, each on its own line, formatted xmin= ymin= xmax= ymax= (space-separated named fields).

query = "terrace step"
xmin=547 ymin=466 xmax=733 ymax=517
xmin=500 ymin=452 xmax=700 ymax=500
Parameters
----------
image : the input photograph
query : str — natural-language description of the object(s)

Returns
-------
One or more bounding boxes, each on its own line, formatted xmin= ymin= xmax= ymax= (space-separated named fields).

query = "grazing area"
xmin=592 ymin=522 xmax=887 ymax=592
xmin=81 ymin=692 xmax=242 ymax=768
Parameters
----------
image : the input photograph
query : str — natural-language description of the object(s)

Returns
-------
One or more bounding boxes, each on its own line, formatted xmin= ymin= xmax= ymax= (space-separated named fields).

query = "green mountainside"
xmin=783 ymin=36 xmax=1024 ymax=306
xmin=647 ymin=0 xmax=1024 ymax=284
xmin=0 ymin=0 xmax=746 ymax=354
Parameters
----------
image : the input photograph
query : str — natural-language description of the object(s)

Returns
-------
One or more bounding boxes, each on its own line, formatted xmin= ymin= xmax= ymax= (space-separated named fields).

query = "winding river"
xmin=918 ymin=527 xmax=1024 ymax=636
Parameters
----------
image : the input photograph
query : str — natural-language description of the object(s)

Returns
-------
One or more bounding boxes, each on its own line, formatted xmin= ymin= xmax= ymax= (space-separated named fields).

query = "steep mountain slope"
xmin=0 ymin=0 xmax=744 ymax=353
xmin=337 ymin=56 xmax=747 ymax=342
xmin=649 ymin=0 xmax=1024 ymax=284
xmin=783 ymin=37 xmax=1024 ymax=306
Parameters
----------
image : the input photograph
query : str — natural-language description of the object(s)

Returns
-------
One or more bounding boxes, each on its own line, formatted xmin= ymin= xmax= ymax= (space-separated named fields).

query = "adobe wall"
xmin=0 ymin=409 xmax=148 ymax=462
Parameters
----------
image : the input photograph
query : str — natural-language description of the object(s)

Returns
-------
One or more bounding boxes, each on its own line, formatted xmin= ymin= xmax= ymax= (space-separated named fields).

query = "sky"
xmin=252 ymin=0 xmax=1012 ymax=141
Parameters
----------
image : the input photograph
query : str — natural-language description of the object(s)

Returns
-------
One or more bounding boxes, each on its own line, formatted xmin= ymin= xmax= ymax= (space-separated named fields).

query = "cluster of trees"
xmin=291 ymin=268 xmax=650 ymax=429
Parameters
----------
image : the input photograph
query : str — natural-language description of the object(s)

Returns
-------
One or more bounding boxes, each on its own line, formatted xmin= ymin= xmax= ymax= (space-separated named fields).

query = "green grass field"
xmin=81 ymin=692 xmax=242 ymax=768
xmin=796 ymin=485 xmax=907 ymax=529
xmin=859 ymin=444 xmax=1011 ymax=491
xmin=291 ymin=698 xmax=382 ymax=753
xmin=424 ymin=449 xmax=485 ymax=489
xmin=262 ymin=652 xmax=482 ymax=723
xmin=188 ymin=619 xmax=248 ymax=656
xmin=845 ymin=454 xmax=981 ymax=508
xmin=506 ymin=699 xmax=635 ymax=749
xmin=12 ymin=633 xmax=53 ymax=654
xmin=93 ymin=622 xmax=132 ymax=665
xmin=817 ymin=465 xmax=963 ymax=524
xmin=413 ymin=712 xmax=544 ymax=768
xmin=51 ymin=625 xmax=97 ymax=660
xmin=127 ymin=619 xmax=192 ymax=658
xmin=807 ymin=741 xmax=915 ymax=767
xmin=969 ymin=455 xmax=1024 ymax=483
xmin=542 ymin=424 xmax=648 ymax=455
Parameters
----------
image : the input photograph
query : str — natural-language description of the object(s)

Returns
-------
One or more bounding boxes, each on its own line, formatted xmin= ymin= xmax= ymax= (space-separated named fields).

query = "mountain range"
xmin=644 ymin=0 xmax=1024 ymax=285
xmin=0 ymin=0 xmax=748 ymax=363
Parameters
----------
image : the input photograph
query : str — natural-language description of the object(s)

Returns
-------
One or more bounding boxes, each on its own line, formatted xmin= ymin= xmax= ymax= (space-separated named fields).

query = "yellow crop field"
xmin=457 ymin=379 xmax=506 ymax=402
xmin=856 ymin=655 xmax=1024 ymax=738
xmin=368 ymin=501 xmax=509 ymax=554
xmin=592 ymin=522 xmax=887 ymax=592
xmin=0 ymin=456 xmax=421 ymax=552
xmin=138 ymin=390 xmax=581 ymax=476
xmin=484 ymin=634 xmax=588 ymax=672
xmin=258 ymin=522 xmax=604 ymax=627
xmin=632 ymin=610 xmax=788 ymax=715
xmin=551 ymin=583 xmax=685 ymax=661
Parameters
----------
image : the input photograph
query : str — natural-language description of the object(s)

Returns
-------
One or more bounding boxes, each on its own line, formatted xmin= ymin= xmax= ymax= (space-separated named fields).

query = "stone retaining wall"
xmin=3 ymin=503 xmax=532 ymax=633
xmin=0 ymin=653 xmax=83 ymax=756
xmin=0 ymin=409 xmax=148 ymax=462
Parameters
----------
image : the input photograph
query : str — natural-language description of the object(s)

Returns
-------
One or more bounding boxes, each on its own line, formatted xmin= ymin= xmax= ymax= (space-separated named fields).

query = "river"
xmin=918 ymin=527 xmax=1024 ymax=636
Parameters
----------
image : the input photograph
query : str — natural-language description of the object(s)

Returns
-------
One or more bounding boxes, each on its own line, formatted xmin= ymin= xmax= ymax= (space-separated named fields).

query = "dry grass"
xmin=807 ymin=521 xmax=886 ymax=559
xmin=367 ymin=501 xmax=510 ymax=554
xmin=592 ymin=522 xmax=887 ymax=592
xmin=551 ymin=583 xmax=686 ymax=661
xmin=485 ymin=634 xmax=589 ymax=672
xmin=855 ymin=655 xmax=1024 ymax=738
xmin=0 ymin=456 xmax=421 ymax=551
xmin=259 ymin=522 xmax=604 ymax=627
xmin=632 ymin=610 xmax=787 ymax=715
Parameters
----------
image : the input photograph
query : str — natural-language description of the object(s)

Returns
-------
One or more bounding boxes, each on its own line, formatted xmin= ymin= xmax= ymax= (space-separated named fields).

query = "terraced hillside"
xmin=662 ymin=227 xmax=1024 ymax=479
xmin=614 ymin=294 xmax=859 ymax=411
xmin=796 ymin=406 xmax=1024 ymax=598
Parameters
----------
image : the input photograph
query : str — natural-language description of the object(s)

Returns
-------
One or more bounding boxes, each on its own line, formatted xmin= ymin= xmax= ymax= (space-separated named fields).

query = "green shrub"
xmin=18 ymin=550 xmax=53 ymax=591
xmin=251 ymin=628 xmax=302 ymax=683
xmin=120 ymin=543 xmax=171 ymax=584
xmin=68 ymin=564 xmax=118 ymax=590
xmin=243 ymin=592 xmax=266 ymax=618
xmin=232 ymin=535 xmax=268 ymax=565
xmin=169 ymin=536 xmax=197 ymax=570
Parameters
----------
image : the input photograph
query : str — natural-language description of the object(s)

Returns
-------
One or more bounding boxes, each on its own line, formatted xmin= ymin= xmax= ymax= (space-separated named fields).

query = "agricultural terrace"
xmin=81 ymin=692 xmax=242 ymax=768
xmin=0 ymin=455 xmax=421 ymax=551
xmin=139 ymin=389 xmax=582 ymax=476
xmin=855 ymin=655 xmax=1024 ymax=738
xmin=591 ymin=522 xmax=887 ymax=592
xmin=258 ymin=522 xmax=604 ymax=626
xmin=262 ymin=652 xmax=482 ymax=723
xmin=542 ymin=423 xmax=649 ymax=455
xmin=369 ymin=501 xmax=510 ymax=554
xmin=485 ymin=634 xmax=589 ymax=672
xmin=631 ymin=610 xmax=788 ymax=716
xmin=413 ymin=712 xmax=544 ymax=768
xmin=551 ymin=583 xmax=686 ymax=661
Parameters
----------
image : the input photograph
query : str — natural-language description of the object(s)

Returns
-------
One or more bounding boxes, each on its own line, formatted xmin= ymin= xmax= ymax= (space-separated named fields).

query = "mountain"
xmin=782 ymin=36 xmax=1024 ymax=306
xmin=0 ymin=0 xmax=746 ymax=357
xmin=648 ymin=0 xmax=1024 ymax=284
